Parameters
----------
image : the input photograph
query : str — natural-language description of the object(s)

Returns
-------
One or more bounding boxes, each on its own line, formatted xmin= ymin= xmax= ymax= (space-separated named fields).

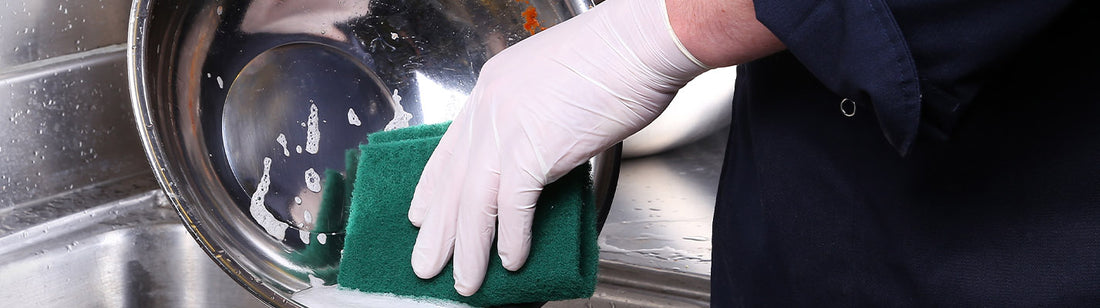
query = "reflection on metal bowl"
xmin=622 ymin=66 xmax=736 ymax=158
xmin=126 ymin=0 xmax=616 ymax=306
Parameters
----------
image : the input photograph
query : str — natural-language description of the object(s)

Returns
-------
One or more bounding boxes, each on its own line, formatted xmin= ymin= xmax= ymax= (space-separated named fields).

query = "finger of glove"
xmin=410 ymin=174 xmax=462 ymax=279
xmin=409 ymin=127 xmax=470 ymax=279
xmin=452 ymin=140 xmax=502 ymax=296
xmin=496 ymin=155 xmax=543 ymax=271
xmin=409 ymin=126 xmax=459 ymax=227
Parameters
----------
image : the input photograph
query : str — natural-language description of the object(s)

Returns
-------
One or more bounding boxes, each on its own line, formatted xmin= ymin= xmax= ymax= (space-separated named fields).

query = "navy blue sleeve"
xmin=753 ymin=0 xmax=1076 ymax=154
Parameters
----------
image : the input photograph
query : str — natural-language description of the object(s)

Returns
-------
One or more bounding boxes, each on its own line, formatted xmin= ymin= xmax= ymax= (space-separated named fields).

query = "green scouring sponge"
xmin=337 ymin=122 xmax=599 ymax=307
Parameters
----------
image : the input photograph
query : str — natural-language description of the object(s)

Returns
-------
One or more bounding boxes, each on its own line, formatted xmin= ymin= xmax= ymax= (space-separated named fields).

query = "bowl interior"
xmin=128 ymin=0 xmax=614 ymax=306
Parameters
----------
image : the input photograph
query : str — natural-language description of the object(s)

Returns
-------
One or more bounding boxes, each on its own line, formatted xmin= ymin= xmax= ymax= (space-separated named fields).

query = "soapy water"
xmin=598 ymin=236 xmax=711 ymax=263
xmin=304 ymin=168 xmax=322 ymax=193
xmin=384 ymin=89 xmax=411 ymax=131
xmin=249 ymin=157 xmax=290 ymax=240
xmin=348 ymin=108 xmax=362 ymax=126
xmin=305 ymin=103 xmax=321 ymax=154
xmin=276 ymin=133 xmax=290 ymax=157
xmin=291 ymin=276 xmax=473 ymax=308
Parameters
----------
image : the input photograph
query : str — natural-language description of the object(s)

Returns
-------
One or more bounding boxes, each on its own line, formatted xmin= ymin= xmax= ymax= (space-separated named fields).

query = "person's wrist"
xmin=665 ymin=0 xmax=785 ymax=67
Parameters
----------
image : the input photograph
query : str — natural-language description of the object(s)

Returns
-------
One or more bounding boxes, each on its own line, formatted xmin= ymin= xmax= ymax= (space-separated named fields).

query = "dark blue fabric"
xmin=753 ymin=0 xmax=1073 ymax=155
xmin=713 ymin=0 xmax=1100 ymax=306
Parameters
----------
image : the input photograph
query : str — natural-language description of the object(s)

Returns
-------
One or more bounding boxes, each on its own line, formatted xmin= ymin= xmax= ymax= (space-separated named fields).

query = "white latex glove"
xmin=408 ymin=0 xmax=709 ymax=296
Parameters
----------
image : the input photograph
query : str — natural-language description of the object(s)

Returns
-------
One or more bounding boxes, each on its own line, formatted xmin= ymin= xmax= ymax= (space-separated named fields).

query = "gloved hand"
xmin=408 ymin=0 xmax=709 ymax=296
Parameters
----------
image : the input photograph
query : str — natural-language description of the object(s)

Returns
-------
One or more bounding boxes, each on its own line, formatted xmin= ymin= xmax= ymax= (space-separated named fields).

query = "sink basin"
xmin=0 ymin=174 xmax=708 ymax=307
xmin=0 ymin=180 xmax=267 ymax=308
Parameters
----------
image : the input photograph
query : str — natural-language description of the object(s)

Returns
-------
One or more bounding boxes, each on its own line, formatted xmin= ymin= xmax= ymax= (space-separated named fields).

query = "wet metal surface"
xmin=546 ymin=260 xmax=710 ymax=308
xmin=545 ymin=129 xmax=728 ymax=307
xmin=221 ymin=43 xmax=393 ymax=233
xmin=0 ymin=0 xmax=131 ymax=69
xmin=600 ymin=126 xmax=728 ymax=276
xmin=0 ymin=180 xmax=267 ymax=308
xmin=0 ymin=178 xmax=708 ymax=307
xmin=0 ymin=45 xmax=146 ymax=209
xmin=622 ymin=66 xmax=735 ymax=158
xmin=0 ymin=0 xmax=146 ymax=212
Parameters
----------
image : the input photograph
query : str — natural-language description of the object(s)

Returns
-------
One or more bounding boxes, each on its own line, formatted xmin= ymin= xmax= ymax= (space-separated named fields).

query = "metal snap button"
xmin=840 ymin=98 xmax=856 ymax=117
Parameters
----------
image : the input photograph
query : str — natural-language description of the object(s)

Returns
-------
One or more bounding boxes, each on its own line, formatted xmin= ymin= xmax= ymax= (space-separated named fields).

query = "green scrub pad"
xmin=344 ymin=148 xmax=360 ymax=213
xmin=337 ymin=122 xmax=598 ymax=307
xmin=290 ymin=169 xmax=347 ymax=281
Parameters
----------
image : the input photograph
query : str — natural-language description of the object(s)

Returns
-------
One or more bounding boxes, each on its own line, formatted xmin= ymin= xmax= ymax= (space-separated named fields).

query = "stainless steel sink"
xmin=0 ymin=123 xmax=725 ymax=308
xmin=0 ymin=174 xmax=708 ymax=307
xmin=0 ymin=176 xmax=267 ymax=308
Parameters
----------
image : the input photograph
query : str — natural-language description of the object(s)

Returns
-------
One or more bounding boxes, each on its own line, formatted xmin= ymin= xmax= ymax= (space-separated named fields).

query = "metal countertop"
xmin=598 ymin=126 xmax=728 ymax=277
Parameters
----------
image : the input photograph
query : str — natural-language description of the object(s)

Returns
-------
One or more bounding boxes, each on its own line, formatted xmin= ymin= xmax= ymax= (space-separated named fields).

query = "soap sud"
xmin=296 ymin=145 xmax=303 ymax=153
xmin=276 ymin=133 xmax=290 ymax=157
xmin=294 ymin=196 xmax=303 ymax=204
xmin=216 ymin=76 xmax=224 ymax=89
xmin=317 ymin=233 xmax=327 ymax=245
xmin=384 ymin=89 xmax=411 ymax=131
xmin=682 ymin=235 xmax=709 ymax=242
xmin=249 ymin=157 xmax=289 ymax=240
xmin=292 ymin=276 xmax=473 ymax=308
xmin=347 ymin=108 xmax=362 ymax=126
xmin=598 ymin=237 xmax=711 ymax=263
xmin=300 ymin=230 xmax=310 ymax=244
xmin=305 ymin=168 xmax=322 ymax=193
xmin=305 ymin=104 xmax=321 ymax=154
xmin=304 ymin=210 xmax=313 ymax=224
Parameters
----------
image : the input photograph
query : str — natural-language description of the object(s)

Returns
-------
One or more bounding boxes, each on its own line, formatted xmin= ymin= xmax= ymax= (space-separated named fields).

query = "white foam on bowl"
xmin=384 ymin=89 xmax=411 ymax=131
xmin=249 ymin=157 xmax=289 ymax=240
xmin=305 ymin=103 xmax=321 ymax=154
xmin=276 ymin=133 xmax=290 ymax=157
xmin=348 ymin=108 xmax=362 ymax=126
xmin=291 ymin=276 xmax=473 ymax=308
xmin=305 ymin=168 xmax=322 ymax=193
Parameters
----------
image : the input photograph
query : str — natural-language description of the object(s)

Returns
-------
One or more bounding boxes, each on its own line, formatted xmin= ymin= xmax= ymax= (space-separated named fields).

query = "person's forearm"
xmin=666 ymin=0 xmax=785 ymax=67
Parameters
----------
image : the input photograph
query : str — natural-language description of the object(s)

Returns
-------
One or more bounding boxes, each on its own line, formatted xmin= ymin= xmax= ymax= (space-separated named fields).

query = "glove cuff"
xmin=587 ymin=0 xmax=710 ymax=88
xmin=656 ymin=0 xmax=713 ymax=70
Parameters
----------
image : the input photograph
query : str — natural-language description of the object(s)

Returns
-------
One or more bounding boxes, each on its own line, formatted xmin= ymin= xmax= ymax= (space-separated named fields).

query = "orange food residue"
xmin=513 ymin=0 xmax=545 ymax=35
xmin=521 ymin=6 xmax=544 ymax=35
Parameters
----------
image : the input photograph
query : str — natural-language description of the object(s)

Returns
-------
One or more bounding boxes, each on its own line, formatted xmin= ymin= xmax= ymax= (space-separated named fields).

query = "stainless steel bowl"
xmin=622 ymin=66 xmax=736 ymax=158
xmin=126 ymin=0 xmax=617 ymax=306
